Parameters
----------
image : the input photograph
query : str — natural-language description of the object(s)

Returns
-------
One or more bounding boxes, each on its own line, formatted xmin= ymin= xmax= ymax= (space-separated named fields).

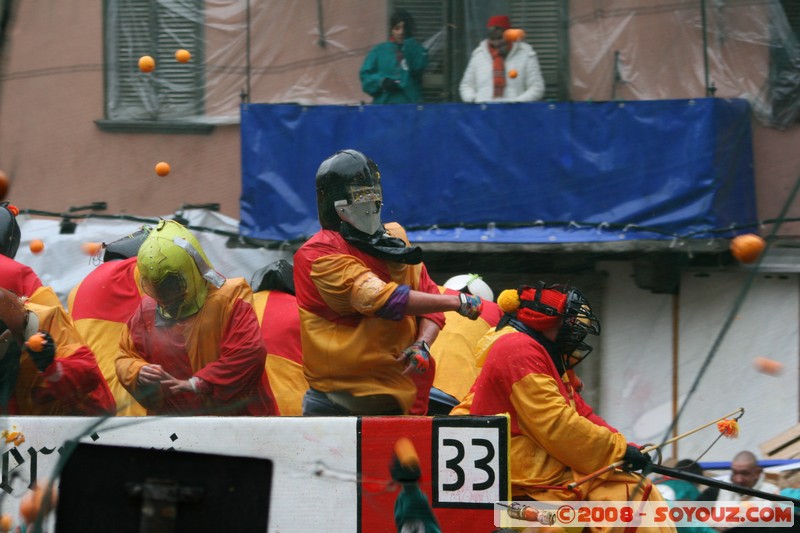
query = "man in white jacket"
xmin=459 ymin=15 xmax=545 ymax=103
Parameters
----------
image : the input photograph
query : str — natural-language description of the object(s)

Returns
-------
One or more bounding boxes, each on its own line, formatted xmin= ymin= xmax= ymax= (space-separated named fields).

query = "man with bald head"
xmin=713 ymin=450 xmax=780 ymax=531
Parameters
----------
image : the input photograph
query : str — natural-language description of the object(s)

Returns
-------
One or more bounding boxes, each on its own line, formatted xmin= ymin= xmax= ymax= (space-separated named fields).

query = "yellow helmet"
xmin=137 ymin=220 xmax=224 ymax=319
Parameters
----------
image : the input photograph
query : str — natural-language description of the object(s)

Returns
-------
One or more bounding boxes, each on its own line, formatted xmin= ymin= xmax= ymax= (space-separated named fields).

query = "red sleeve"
xmin=37 ymin=346 xmax=116 ymax=415
xmin=416 ymin=264 xmax=445 ymax=329
xmin=574 ymin=390 xmax=619 ymax=433
xmin=195 ymin=298 xmax=269 ymax=403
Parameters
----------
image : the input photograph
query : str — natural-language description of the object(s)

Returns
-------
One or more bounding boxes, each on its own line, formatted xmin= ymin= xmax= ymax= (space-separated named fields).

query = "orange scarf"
xmin=489 ymin=43 xmax=506 ymax=98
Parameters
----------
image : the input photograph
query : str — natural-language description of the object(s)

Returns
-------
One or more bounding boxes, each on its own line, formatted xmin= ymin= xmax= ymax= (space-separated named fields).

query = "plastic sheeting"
xmin=103 ymin=1 xmax=799 ymax=127
xmin=14 ymin=209 xmax=291 ymax=306
xmin=240 ymin=98 xmax=757 ymax=244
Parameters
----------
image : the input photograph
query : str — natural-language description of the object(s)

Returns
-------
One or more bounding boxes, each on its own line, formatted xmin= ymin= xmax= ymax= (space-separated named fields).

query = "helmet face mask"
xmin=333 ymin=184 xmax=383 ymax=235
xmin=555 ymin=289 xmax=600 ymax=369
xmin=141 ymin=272 xmax=190 ymax=319
xmin=316 ymin=150 xmax=384 ymax=234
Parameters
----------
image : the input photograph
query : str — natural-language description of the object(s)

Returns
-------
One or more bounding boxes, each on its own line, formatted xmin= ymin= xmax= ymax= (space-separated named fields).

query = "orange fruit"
xmin=155 ymin=161 xmax=171 ymax=177
xmin=0 ymin=170 xmax=8 ymax=200
xmin=29 ymin=239 xmax=44 ymax=254
xmin=394 ymin=437 xmax=419 ymax=468
xmin=0 ymin=513 xmax=12 ymax=532
xmin=730 ymin=233 xmax=765 ymax=264
xmin=7 ymin=204 xmax=18 ymax=216
xmin=509 ymin=69 xmax=518 ymax=79
xmin=138 ymin=55 xmax=155 ymax=73
xmin=19 ymin=484 xmax=57 ymax=525
xmin=504 ymin=28 xmax=525 ymax=42
xmin=81 ymin=242 xmax=102 ymax=256
xmin=175 ymin=49 xmax=191 ymax=63
xmin=26 ymin=333 xmax=46 ymax=352
xmin=754 ymin=356 xmax=783 ymax=376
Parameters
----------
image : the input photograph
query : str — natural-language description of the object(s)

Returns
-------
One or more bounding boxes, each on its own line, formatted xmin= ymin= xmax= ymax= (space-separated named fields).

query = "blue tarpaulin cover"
xmin=240 ymin=99 xmax=756 ymax=244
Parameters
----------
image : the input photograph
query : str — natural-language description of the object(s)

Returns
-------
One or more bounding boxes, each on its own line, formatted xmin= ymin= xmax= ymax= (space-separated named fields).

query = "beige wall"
xmin=0 ymin=1 xmax=387 ymax=220
xmin=1 ymin=0 xmax=798 ymax=232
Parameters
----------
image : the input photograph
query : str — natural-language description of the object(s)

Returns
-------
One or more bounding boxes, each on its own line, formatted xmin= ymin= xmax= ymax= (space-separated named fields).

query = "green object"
xmin=359 ymin=38 xmax=428 ymax=104
xmin=394 ymin=483 xmax=441 ymax=533
xmin=137 ymin=220 xmax=215 ymax=319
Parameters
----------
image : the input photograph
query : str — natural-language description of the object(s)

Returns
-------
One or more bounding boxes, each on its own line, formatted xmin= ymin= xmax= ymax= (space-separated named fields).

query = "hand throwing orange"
xmin=26 ymin=333 xmax=46 ymax=352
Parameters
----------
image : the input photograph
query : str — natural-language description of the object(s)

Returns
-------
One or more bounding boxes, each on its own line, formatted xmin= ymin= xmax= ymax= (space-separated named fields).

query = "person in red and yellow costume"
xmin=294 ymin=149 xmax=484 ymax=416
xmin=68 ymin=227 xmax=152 ymax=416
xmin=250 ymin=259 xmax=307 ymax=416
xmin=454 ymin=283 xmax=676 ymax=533
xmin=115 ymin=220 xmax=278 ymax=416
xmin=0 ymin=287 xmax=115 ymax=415
xmin=427 ymin=274 xmax=503 ymax=414
xmin=0 ymin=201 xmax=61 ymax=307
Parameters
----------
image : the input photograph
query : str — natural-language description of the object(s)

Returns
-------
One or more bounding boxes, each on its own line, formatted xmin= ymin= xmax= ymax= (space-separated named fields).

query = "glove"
xmin=381 ymin=78 xmax=401 ymax=92
xmin=456 ymin=293 xmax=483 ymax=320
xmin=399 ymin=341 xmax=431 ymax=374
xmin=622 ymin=444 xmax=652 ymax=472
xmin=26 ymin=331 xmax=55 ymax=372
xmin=390 ymin=452 xmax=421 ymax=483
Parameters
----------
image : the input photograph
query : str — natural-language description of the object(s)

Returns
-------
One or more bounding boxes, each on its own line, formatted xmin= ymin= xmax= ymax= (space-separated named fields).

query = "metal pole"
xmin=245 ymin=0 xmax=251 ymax=102
xmin=701 ymin=0 xmax=711 ymax=97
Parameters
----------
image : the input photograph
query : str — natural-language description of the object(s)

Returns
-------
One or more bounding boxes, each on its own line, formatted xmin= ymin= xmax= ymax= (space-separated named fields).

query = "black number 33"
xmin=442 ymin=438 xmax=495 ymax=491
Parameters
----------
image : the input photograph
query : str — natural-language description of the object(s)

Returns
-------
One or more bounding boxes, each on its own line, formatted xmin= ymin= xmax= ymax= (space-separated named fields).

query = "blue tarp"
xmin=240 ymin=99 xmax=757 ymax=244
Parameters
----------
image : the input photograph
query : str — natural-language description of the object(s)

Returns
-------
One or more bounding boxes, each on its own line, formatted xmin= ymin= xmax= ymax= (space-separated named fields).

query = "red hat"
xmin=487 ymin=15 xmax=511 ymax=30
xmin=516 ymin=286 xmax=567 ymax=331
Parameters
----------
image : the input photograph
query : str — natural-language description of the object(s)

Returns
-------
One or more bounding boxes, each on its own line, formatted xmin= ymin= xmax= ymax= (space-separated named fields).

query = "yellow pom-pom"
xmin=497 ymin=289 xmax=521 ymax=313
xmin=717 ymin=419 xmax=739 ymax=439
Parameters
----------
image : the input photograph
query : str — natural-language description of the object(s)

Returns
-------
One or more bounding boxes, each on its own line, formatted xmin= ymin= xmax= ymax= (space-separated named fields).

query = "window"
xmin=99 ymin=0 xmax=208 ymax=133
xmin=393 ymin=0 xmax=568 ymax=102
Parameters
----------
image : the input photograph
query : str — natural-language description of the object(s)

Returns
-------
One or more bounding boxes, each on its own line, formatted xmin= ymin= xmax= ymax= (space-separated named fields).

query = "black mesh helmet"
xmin=0 ymin=202 xmax=21 ymax=259
xmin=315 ymin=149 xmax=382 ymax=231
xmin=250 ymin=259 xmax=295 ymax=295
xmin=555 ymin=287 xmax=601 ymax=369
xmin=103 ymin=226 xmax=153 ymax=262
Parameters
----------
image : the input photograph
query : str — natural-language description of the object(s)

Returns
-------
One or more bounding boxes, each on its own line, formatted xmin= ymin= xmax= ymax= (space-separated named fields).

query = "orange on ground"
xmin=509 ymin=69 xmax=518 ymax=79
xmin=29 ymin=239 xmax=44 ymax=254
xmin=730 ymin=233 xmax=765 ymax=264
xmin=155 ymin=161 xmax=171 ymax=177
xmin=138 ymin=55 xmax=155 ymax=73
xmin=175 ymin=49 xmax=191 ymax=63
xmin=26 ymin=333 xmax=46 ymax=352
xmin=0 ymin=170 xmax=8 ymax=200
xmin=394 ymin=437 xmax=419 ymax=468
xmin=82 ymin=242 xmax=102 ymax=256
xmin=754 ymin=356 xmax=783 ymax=376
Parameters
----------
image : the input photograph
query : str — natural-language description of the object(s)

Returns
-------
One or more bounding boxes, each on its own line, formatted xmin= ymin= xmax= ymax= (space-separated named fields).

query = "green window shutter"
xmin=510 ymin=0 xmax=569 ymax=101
xmin=781 ymin=0 xmax=800 ymax=38
xmin=105 ymin=0 xmax=204 ymax=121
xmin=392 ymin=1 xmax=447 ymax=102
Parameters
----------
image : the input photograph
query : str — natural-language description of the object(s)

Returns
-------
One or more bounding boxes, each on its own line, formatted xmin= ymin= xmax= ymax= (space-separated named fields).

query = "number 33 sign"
xmin=432 ymin=416 xmax=509 ymax=508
